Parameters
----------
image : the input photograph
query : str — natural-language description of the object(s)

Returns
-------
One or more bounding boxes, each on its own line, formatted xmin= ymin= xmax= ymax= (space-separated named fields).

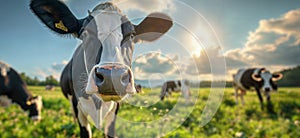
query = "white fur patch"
xmin=77 ymin=103 xmax=92 ymax=137
xmin=233 ymin=69 xmax=247 ymax=90
xmin=260 ymin=71 xmax=273 ymax=91
xmin=181 ymin=80 xmax=191 ymax=100
xmin=93 ymin=11 xmax=123 ymax=65
xmin=85 ymin=66 xmax=98 ymax=94
xmin=78 ymin=96 xmax=117 ymax=129
xmin=31 ymin=96 xmax=43 ymax=121
xmin=0 ymin=61 xmax=10 ymax=77
xmin=30 ymin=115 xmax=41 ymax=121
xmin=35 ymin=96 xmax=43 ymax=113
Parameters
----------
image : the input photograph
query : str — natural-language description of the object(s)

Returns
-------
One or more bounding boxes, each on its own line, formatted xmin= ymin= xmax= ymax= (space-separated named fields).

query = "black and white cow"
xmin=45 ymin=85 xmax=55 ymax=91
xmin=30 ymin=0 xmax=172 ymax=137
xmin=135 ymin=84 xmax=143 ymax=93
xmin=233 ymin=68 xmax=283 ymax=109
xmin=160 ymin=80 xmax=191 ymax=101
xmin=0 ymin=61 xmax=42 ymax=121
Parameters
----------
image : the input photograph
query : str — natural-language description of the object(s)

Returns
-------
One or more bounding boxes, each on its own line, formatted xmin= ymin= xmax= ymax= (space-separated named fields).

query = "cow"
xmin=160 ymin=80 xmax=191 ymax=101
xmin=0 ymin=61 xmax=43 ymax=121
xmin=30 ymin=0 xmax=172 ymax=137
xmin=135 ymin=84 xmax=143 ymax=93
xmin=233 ymin=68 xmax=283 ymax=110
xmin=45 ymin=85 xmax=55 ymax=91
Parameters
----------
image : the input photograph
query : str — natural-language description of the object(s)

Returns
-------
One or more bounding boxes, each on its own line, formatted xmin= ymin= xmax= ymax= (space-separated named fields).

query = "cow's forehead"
xmin=92 ymin=2 xmax=122 ymax=13
xmin=261 ymin=71 xmax=272 ymax=79
xmin=88 ymin=11 xmax=134 ymax=35
xmin=91 ymin=12 xmax=123 ymax=42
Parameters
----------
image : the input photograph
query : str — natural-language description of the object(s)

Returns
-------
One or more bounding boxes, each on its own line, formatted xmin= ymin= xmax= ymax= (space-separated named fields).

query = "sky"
xmin=0 ymin=0 xmax=300 ymax=82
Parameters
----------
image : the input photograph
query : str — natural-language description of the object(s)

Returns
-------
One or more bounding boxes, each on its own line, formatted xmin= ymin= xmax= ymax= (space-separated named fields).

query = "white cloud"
xmin=225 ymin=9 xmax=300 ymax=68
xmin=52 ymin=60 xmax=68 ymax=72
xmin=185 ymin=47 xmax=226 ymax=77
xmin=132 ymin=52 xmax=180 ymax=80
xmin=111 ymin=0 xmax=175 ymax=13
xmin=34 ymin=68 xmax=61 ymax=81
xmin=33 ymin=60 xmax=68 ymax=80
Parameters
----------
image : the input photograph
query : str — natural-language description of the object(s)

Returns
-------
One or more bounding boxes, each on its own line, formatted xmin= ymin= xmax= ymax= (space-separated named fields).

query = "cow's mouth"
xmin=97 ymin=92 xmax=134 ymax=102
xmin=97 ymin=83 xmax=136 ymax=102
xmin=98 ymin=94 xmax=122 ymax=102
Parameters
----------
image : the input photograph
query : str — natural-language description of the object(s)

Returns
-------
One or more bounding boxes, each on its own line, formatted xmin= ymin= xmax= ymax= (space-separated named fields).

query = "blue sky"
xmin=1 ymin=0 xmax=300 ymax=81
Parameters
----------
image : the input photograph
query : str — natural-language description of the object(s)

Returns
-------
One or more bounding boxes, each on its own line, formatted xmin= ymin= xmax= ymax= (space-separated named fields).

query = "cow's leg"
xmin=160 ymin=84 xmax=167 ymax=101
xmin=234 ymin=87 xmax=239 ymax=104
xmin=266 ymin=95 xmax=275 ymax=113
xmin=105 ymin=103 xmax=119 ymax=138
xmin=255 ymin=88 xmax=264 ymax=110
xmin=240 ymin=90 xmax=246 ymax=105
xmin=72 ymin=97 xmax=92 ymax=138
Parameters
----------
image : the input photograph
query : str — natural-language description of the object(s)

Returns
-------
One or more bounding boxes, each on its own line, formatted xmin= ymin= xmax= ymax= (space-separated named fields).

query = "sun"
xmin=192 ymin=47 xmax=202 ymax=57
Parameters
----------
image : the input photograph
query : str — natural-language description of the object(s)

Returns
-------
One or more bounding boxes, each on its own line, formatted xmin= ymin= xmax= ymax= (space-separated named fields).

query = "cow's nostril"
xmin=95 ymin=68 xmax=104 ymax=82
xmin=265 ymin=88 xmax=270 ymax=92
xmin=121 ymin=71 xmax=130 ymax=84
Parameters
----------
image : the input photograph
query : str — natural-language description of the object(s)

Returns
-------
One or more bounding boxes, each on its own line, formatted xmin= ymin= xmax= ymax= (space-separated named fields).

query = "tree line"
xmin=20 ymin=66 xmax=299 ymax=87
xmin=20 ymin=72 xmax=59 ymax=86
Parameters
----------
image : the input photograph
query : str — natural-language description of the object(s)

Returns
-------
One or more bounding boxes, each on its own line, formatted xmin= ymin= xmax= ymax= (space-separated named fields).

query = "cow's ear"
xmin=30 ymin=0 xmax=81 ymax=36
xmin=272 ymin=73 xmax=283 ymax=81
xmin=134 ymin=12 xmax=173 ymax=43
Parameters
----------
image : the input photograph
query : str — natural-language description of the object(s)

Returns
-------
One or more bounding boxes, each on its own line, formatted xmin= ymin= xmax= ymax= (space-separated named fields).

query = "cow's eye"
xmin=130 ymin=33 xmax=135 ymax=40
xmin=124 ymin=33 xmax=133 ymax=39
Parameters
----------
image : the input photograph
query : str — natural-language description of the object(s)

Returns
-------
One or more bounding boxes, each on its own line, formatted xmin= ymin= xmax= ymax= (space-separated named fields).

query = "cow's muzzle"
xmin=91 ymin=64 xmax=135 ymax=101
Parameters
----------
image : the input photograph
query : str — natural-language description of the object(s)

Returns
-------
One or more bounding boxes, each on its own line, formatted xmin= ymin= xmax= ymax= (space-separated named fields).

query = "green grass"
xmin=0 ymin=86 xmax=299 ymax=137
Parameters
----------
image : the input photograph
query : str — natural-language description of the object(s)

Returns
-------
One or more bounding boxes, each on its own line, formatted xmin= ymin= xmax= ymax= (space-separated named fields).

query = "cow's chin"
xmin=99 ymin=94 xmax=122 ymax=102
xmin=97 ymin=93 xmax=134 ymax=102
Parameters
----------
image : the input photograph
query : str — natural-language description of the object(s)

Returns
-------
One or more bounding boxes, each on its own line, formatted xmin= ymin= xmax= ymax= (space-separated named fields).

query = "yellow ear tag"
xmin=55 ymin=20 xmax=68 ymax=32
xmin=26 ymin=101 xmax=32 ymax=105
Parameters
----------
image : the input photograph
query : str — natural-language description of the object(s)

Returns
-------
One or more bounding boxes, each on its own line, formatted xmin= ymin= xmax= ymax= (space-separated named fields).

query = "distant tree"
xmin=20 ymin=72 xmax=28 ymax=82
xmin=20 ymin=72 xmax=36 ymax=85
xmin=19 ymin=72 xmax=59 ymax=86
xmin=44 ymin=75 xmax=59 ymax=86
xmin=32 ymin=77 xmax=40 ymax=86
xmin=278 ymin=66 xmax=300 ymax=87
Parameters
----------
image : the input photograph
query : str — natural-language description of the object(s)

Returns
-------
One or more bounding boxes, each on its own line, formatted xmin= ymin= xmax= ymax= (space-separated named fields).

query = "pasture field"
xmin=0 ymin=86 xmax=299 ymax=138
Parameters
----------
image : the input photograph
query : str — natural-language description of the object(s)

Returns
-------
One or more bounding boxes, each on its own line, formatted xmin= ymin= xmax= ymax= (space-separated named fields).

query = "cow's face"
xmin=252 ymin=70 xmax=283 ymax=94
xmin=27 ymin=96 xmax=43 ymax=121
xmin=84 ymin=4 xmax=172 ymax=101
xmin=30 ymin=1 xmax=172 ymax=101
xmin=82 ymin=6 xmax=136 ymax=101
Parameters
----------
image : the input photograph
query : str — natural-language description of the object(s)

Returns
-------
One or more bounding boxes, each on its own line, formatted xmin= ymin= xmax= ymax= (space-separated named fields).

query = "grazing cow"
xmin=233 ymin=68 xmax=283 ymax=109
xmin=45 ymin=85 xmax=55 ymax=91
xmin=30 ymin=0 xmax=172 ymax=137
xmin=160 ymin=80 xmax=191 ymax=101
xmin=0 ymin=61 xmax=43 ymax=121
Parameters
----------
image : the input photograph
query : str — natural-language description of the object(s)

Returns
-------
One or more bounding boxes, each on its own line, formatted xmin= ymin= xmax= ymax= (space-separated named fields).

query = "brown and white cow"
xmin=30 ymin=0 xmax=172 ymax=137
xmin=160 ymin=80 xmax=191 ymax=101
xmin=233 ymin=68 xmax=283 ymax=109
xmin=0 ymin=61 xmax=43 ymax=121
